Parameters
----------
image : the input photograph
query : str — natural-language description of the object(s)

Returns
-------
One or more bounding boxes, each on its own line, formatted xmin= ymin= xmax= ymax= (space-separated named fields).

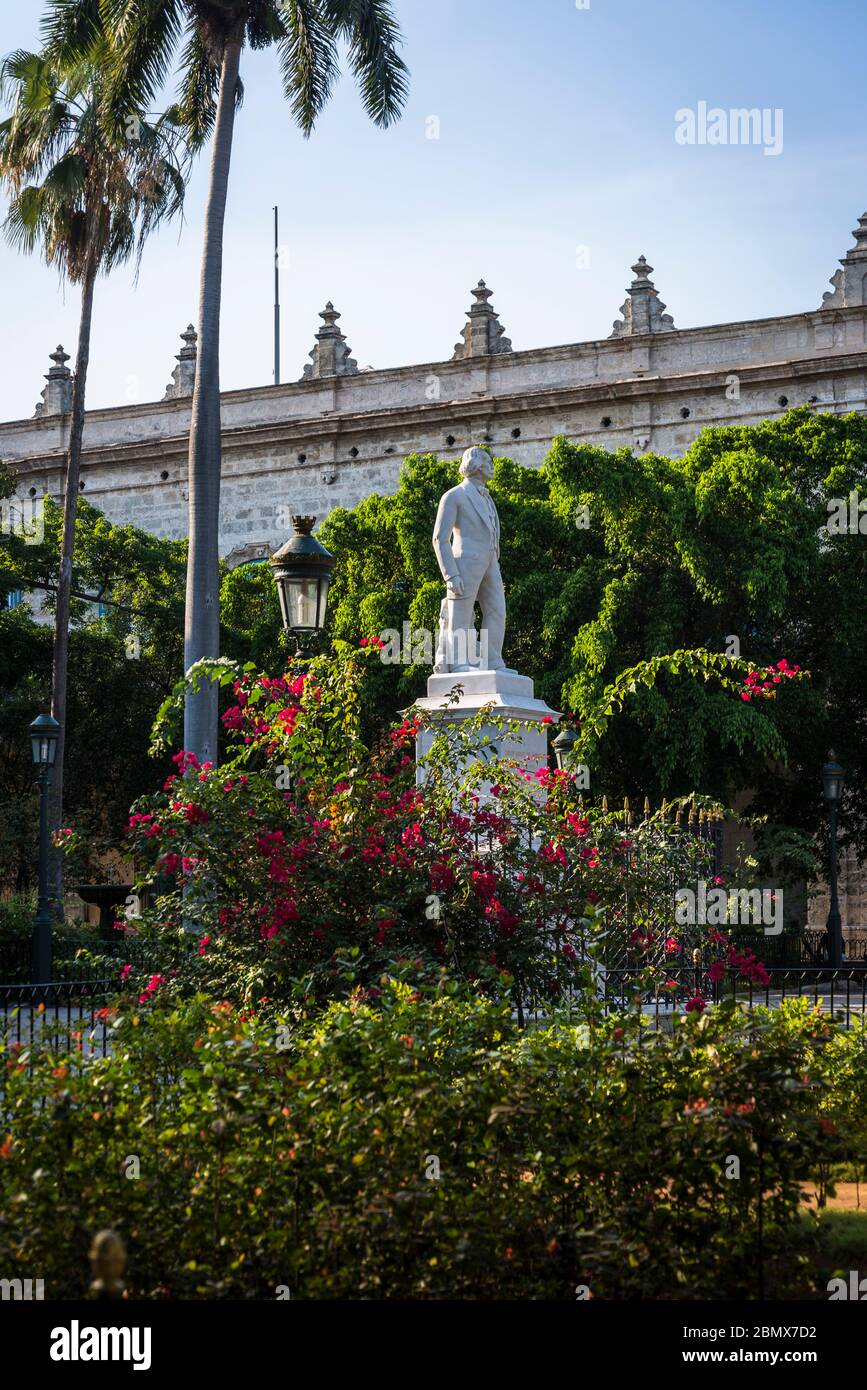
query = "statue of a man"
xmin=432 ymin=446 xmax=507 ymax=673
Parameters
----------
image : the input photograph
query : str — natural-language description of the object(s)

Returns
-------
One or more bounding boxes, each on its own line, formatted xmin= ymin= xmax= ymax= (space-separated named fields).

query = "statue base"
xmin=413 ymin=669 xmax=561 ymax=793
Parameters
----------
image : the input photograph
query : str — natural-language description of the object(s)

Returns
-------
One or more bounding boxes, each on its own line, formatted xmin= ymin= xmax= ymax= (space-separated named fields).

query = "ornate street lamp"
xmin=822 ymin=751 xmax=845 ymax=969
xmin=552 ymin=727 xmax=580 ymax=772
xmin=28 ymin=713 xmax=60 ymax=983
xmin=269 ymin=515 xmax=336 ymax=657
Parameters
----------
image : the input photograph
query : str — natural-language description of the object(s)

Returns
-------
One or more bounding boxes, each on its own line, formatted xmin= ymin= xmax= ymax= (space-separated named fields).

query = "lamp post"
xmin=552 ymin=727 xmax=580 ymax=773
xmin=822 ymin=751 xmax=845 ymax=969
xmin=29 ymin=713 xmax=60 ymax=983
xmin=269 ymin=515 xmax=336 ymax=657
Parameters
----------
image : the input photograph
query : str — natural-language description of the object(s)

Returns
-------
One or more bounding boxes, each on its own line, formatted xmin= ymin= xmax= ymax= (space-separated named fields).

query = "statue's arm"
xmin=432 ymin=491 xmax=460 ymax=584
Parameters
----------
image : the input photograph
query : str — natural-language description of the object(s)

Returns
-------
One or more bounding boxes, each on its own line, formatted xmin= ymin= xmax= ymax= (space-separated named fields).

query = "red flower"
xmin=430 ymin=862 xmax=455 ymax=893
xmin=471 ymin=869 xmax=498 ymax=902
xmin=255 ymin=830 xmax=285 ymax=857
xmin=138 ymin=972 xmax=166 ymax=1003
xmin=539 ymin=842 xmax=567 ymax=868
xmin=172 ymin=750 xmax=200 ymax=772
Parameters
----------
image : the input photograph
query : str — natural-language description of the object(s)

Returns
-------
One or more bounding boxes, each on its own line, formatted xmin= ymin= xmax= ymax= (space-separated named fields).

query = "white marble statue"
xmin=432 ymin=446 xmax=508 ymax=673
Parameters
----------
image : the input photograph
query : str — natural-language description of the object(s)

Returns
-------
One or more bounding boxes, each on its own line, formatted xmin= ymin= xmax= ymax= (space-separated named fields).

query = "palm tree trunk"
xmin=183 ymin=38 xmax=242 ymax=765
xmin=48 ymin=258 xmax=97 ymax=911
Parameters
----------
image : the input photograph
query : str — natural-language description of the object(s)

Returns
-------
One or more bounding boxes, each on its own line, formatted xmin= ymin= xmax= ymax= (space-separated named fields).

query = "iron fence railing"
xmin=0 ymin=932 xmax=180 ymax=987
xmin=600 ymin=965 xmax=867 ymax=1029
xmin=0 ymin=979 xmax=114 ymax=1064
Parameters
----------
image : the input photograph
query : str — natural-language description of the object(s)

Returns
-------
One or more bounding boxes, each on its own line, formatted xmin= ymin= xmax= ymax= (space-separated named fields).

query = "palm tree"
xmin=46 ymin=0 xmax=409 ymax=764
xmin=0 ymin=39 xmax=186 ymax=901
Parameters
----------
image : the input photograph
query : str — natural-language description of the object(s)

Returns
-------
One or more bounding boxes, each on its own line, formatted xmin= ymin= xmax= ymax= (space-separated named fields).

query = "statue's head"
xmin=459 ymin=446 xmax=493 ymax=482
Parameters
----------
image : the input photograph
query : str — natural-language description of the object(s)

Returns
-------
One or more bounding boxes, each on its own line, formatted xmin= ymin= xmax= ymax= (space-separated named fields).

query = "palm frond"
xmin=39 ymin=0 xmax=104 ymax=65
xmin=276 ymin=0 xmax=339 ymax=135
xmin=42 ymin=149 xmax=89 ymax=202
xmin=0 ymin=31 xmax=187 ymax=286
xmin=171 ymin=26 xmax=220 ymax=150
xmin=246 ymin=1 xmax=286 ymax=50
xmin=99 ymin=0 xmax=184 ymax=130
xmin=322 ymin=0 xmax=409 ymax=127
xmin=3 ymin=186 xmax=48 ymax=255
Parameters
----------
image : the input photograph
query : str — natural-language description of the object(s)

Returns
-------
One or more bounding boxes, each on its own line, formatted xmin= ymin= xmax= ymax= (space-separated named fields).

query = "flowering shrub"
xmin=739 ymin=658 xmax=803 ymax=702
xmin=124 ymin=645 xmax=785 ymax=1012
xmin=0 ymin=983 xmax=860 ymax=1300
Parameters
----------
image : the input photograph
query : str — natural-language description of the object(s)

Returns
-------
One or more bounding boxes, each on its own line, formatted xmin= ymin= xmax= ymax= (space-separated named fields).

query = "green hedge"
xmin=2 ymin=982 xmax=866 ymax=1299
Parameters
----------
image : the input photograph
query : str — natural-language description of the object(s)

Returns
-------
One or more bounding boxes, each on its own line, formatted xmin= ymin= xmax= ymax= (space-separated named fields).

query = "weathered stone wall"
xmin=3 ymin=221 xmax=867 ymax=564
xmin=3 ymin=309 xmax=866 ymax=560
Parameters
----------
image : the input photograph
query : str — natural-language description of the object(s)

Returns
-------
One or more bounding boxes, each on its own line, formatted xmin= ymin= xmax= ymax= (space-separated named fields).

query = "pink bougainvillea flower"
xmin=471 ymin=869 xmax=498 ymax=902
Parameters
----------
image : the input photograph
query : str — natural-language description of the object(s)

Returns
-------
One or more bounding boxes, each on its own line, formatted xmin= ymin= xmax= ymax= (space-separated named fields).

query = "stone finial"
xmin=163 ymin=323 xmax=198 ymax=399
xmin=89 ymin=1229 xmax=126 ymax=1300
xmin=819 ymin=212 xmax=867 ymax=310
xmin=609 ymin=256 xmax=676 ymax=338
xmin=452 ymin=279 xmax=513 ymax=359
xmin=34 ymin=345 xmax=73 ymax=417
xmin=301 ymin=302 xmax=358 ymax=380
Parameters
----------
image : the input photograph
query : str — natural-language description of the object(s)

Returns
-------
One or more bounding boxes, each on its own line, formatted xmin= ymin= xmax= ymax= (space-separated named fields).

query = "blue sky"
xmin=1 ymin=0 xmax=865 ymax=421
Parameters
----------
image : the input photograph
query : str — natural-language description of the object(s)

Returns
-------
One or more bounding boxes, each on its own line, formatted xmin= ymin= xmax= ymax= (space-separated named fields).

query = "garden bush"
xmin=1 ymin=982 xmax=862 ymax=1300
xmin=118 ymin=645 xmax=788 ymax=1014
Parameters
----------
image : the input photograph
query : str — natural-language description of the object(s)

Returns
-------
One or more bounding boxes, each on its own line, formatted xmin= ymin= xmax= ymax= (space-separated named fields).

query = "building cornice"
xmin=2 ymin=303 xmax=865 ymax=439
xmin=9 ymin=344 xmax=867 ymax=482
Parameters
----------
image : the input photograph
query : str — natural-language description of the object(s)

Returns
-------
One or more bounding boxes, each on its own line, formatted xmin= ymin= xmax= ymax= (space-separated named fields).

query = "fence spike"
xmin=644 ymin=796 xmax=651 ymax=819
xmin=675 ymin=805 xmax=683 ymax=825
xmin=601 ymin=795 xmax=608 ymax=814
xmin=688 ymin=805 xmax=697 ymax=825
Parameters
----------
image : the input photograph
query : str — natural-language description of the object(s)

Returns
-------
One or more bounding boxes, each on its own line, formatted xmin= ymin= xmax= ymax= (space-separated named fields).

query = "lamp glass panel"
xmin=30 ymin=733 xmax=55 ymax=767
xmin=285 ymin=576 xmax=320 ymax=631
xmin=316 ymin=574 xmax=331 ymax=629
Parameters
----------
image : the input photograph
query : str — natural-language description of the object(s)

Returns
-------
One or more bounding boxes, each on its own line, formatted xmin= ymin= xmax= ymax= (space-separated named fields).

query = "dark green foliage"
xmin=321 ymin=413 xmax=867 ymax=874
xmin=1 ymin=984 xmax=863 ymax=1299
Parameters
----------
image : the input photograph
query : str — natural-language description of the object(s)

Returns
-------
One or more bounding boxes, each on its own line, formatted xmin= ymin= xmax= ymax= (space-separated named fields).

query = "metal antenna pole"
xmin=273 ymin=205 xmax=281 ymax=385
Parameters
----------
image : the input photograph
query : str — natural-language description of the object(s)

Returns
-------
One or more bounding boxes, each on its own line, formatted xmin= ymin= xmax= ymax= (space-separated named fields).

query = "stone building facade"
xmin=3 ymin=212 xmax=867 ymax=571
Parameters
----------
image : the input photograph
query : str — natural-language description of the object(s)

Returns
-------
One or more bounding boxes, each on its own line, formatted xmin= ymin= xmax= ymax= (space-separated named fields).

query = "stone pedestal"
xmin=414 ymin=669 xmax=560 ymax=793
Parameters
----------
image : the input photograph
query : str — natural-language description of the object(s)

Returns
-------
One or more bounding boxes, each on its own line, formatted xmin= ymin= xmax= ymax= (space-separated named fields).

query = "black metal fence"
xmin=0 ymin=931 xmax=174 ymax=987
xmin=601 ymin=965 xmax=867 ymax=1029
xmin=0 ymin=979 xmax=115 ymax=1060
